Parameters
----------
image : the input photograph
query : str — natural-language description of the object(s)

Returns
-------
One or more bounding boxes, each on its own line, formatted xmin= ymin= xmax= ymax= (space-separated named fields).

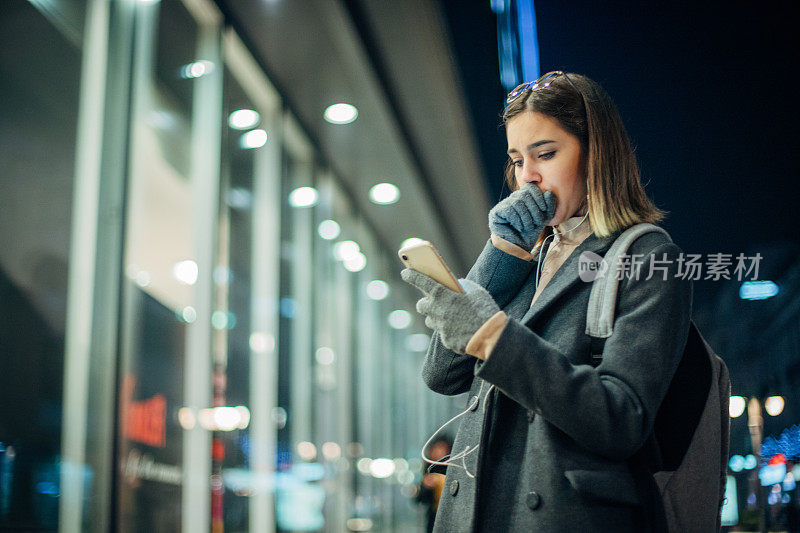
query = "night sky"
xmin=441 ymin=0 xmax=800 ymax=316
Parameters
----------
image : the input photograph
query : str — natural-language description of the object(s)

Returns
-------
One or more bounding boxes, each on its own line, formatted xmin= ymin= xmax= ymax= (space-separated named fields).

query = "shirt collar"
xmin=552 ymin=211 xmax=593 ymax=245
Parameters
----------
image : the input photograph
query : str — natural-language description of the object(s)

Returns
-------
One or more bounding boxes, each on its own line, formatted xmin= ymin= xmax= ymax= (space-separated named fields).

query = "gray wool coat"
xmin=423 ymin=227 xmax=693 ymax=533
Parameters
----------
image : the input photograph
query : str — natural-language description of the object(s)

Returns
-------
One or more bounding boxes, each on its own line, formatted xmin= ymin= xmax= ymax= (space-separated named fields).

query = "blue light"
xmin=275 ymin=471 xmax=325 ymax=531
xmin=292 ymin=462 xmax=325 ymax=482
xmin=36 ymin=481 xmax=59 ymax=495
xmin=495 ymin=0 xmax=541 ymax=92
xmin=516 ymin=0 xmax=540 ymax=83
xmin=739 ymin=280 xmax=779 ymax=300
xmin=759 ymin=463 xmax=786 ymax=486
xmin=729 ymin=455 xmax=745 ymax=472
xmin=744 ymin=454 xmax=757 ymax=470
xmin=490 ymin=0 xmax=505 ymax=13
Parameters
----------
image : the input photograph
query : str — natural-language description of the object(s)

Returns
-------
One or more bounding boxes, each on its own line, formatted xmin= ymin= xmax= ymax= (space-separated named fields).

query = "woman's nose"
xmin=519 ymin=163 xmax=541 ymax=184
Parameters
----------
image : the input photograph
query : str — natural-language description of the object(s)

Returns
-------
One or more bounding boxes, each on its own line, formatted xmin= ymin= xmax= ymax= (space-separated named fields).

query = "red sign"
xmin=121 ymin=375 xmax=167 ymax=448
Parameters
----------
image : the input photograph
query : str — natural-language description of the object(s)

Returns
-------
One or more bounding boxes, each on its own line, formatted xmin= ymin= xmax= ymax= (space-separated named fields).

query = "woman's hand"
xmin=401 ymin=268 xmax=501 ymax=356
xmin=488 ymin=182 xmax=557 ymax=250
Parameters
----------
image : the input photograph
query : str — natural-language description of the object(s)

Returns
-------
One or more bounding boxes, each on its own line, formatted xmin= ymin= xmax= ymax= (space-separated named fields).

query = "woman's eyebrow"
xmin=507 ymin=139 xmax=556 ymax=155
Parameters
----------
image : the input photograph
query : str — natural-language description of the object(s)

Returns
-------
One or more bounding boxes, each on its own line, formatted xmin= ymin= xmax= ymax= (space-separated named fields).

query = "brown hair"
xmin=502 ymin=73 xmax=666 ymax=247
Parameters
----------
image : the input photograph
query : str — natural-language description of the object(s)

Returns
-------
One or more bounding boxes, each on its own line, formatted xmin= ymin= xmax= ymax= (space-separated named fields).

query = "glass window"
xmin=214 ymin=56 xmax=282 ymax=530
xmin=221 ymin=28 xmax=284 ymax=533
xmin=117 ymin=0 xmax=220 ymax=530
xmin=0 ymin=1 xmax=86 ymax=529
xmin=276 ymin=128 xmax=327 ymax=531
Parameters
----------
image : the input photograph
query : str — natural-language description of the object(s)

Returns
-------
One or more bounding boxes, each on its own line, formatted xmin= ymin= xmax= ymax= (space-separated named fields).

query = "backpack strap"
xmin=585 ymin=223 xmax=672 ymax=340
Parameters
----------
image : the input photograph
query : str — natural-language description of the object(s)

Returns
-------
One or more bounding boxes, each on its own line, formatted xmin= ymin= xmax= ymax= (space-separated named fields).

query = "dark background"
xmin=441 ymin=0 xmax=800 ymax=316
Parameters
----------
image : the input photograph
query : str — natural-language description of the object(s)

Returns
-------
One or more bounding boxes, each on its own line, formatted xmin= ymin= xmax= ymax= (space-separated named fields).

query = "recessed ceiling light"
xmin=366 ymin=280 xmax=389 ymax=300
xmin=288 ymin=186 xmax=318 ymax=207
xmin=181 ymin=60 xmax=214 ymax=79
xmin=318 ymin=219 xmax=341 ymax=240
xmin=228 ymin=109 xmax=260 ymax=130
xmin=369 ymin=182 xmax=400 ymax=205
xmin=388 ymin=310 xmax=411 ymax=329
xmin=333 ymin=240 xmax=360 ymax=261
xmin=240 ymin=129 xmax=268 ymax=149
xmin=324 ymin=103 xmax=358 ymax=124
xmin=401 ymin=237 xmax=425 ymax=249
xmin=344 ymin=253 xmax=367 ymax=272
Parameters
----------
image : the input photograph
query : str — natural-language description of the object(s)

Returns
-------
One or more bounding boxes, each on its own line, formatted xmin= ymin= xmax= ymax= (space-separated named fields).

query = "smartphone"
xmin=398 ymin=240 xmax=464 ymax=293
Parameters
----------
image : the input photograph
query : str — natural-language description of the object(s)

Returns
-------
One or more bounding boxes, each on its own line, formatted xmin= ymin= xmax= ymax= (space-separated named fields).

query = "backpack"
xmin=585 ymin=223 xmax=731 ymax=532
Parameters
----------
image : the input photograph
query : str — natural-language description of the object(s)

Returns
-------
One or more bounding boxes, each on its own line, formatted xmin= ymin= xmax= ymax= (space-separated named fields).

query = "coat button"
xmin=449 ymin=480 xmax=459 ymax=496
xmin=526 ymin=491 xmax=542 ymax=510
xmin=468 ymin=396 xmax=479 ymax=411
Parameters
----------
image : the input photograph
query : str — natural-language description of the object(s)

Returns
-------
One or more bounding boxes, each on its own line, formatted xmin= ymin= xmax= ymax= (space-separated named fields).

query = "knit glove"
xmin=488 ymin=182 xmax=557 ymax=250
xmin=401 ymin=268 xmax=501 ymax=355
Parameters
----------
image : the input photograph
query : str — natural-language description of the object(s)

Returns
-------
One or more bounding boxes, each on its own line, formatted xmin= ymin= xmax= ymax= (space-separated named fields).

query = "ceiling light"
xmin=400 ymin=237 xmax=425 ymax=249
xmin=344 ymin=252 xmax=367 ymax=272
xmin=240 ymin=129 xmax=268 ymax=149
xmin=333 ymin=240 xmax=360 ymax=261
xmin=318 ymin=219 xmax=341 ymax=240
xmin=324 ymin=103 xmax=358 ymax=124
xmin=388 ymin=310 xmax=411 ymax=329
xmin=181 ymin=60 xmax=214 ymax=79
xmin=288 ymin=186 xmax=318 ymax=208
xmin=228 ymin=109 xmax=260 ymax=130
xmin=369 ymin=183 xmax=400 ymax=205
xmin=366 ymin=280 xmax=389 ymax=300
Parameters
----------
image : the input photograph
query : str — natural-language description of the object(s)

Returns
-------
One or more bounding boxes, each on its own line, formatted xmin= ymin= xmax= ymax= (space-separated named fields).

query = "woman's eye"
xmin=512 ymin=160 xmax=523 ymax=167
xmin=539 ymin=151 xmax=556 ymax=160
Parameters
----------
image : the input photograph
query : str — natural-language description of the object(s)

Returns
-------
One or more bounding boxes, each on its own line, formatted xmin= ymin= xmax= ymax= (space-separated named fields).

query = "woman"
xmin=401 ymin=72 xmax=692 ymax=532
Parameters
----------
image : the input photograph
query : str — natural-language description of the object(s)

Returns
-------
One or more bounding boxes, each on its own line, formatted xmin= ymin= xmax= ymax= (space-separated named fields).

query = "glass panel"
xmin=276 ymin=142 xmax=326 ymax=532
xmin=0 ymin=1 xmax=86 ymax=529
xmin=313 ymin=176 xmax=354 ymax=529
xmin=213 ymin=62 xmax=268 ymax=531
xmin=117 ymin=0 xmax=218 ymax=530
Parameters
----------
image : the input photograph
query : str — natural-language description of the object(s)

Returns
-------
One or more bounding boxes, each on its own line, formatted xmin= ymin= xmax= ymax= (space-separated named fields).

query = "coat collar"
xmin=518 ymin=230 xmax=621 ymax=326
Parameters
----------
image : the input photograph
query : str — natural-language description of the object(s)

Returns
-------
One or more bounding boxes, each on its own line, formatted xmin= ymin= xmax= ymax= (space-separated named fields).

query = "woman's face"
xmin=506 ymin=111 xmax=587 ymax=226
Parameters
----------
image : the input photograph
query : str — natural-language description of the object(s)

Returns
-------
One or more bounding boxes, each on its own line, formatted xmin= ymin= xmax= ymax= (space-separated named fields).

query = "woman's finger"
xmin=497 ymin=201 xmax=524 ymax=231
xmin=416 ymin=296 xmax=432 ymax=316
xmin=543 ymin=190 xmax=558 ymax=218
xmin=401 ymin=268 xmax=439 ymax=295
xmin=521 ymin=182 xmax=547 ymax=212
xmin=424 ymin=315 xmax=437 ymax=331
xmin=511 ymin=200 xmax=535 ymax=230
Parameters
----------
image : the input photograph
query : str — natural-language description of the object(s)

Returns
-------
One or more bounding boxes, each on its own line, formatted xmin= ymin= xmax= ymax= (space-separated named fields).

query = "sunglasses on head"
xmin=506 ymin=70 xmax=581 ymax=104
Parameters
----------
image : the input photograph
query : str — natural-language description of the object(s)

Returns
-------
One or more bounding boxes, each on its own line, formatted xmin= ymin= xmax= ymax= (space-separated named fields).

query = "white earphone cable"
xmin=534 ymin=194 xmax=590 ymax=291
xmin=420 ymin=380 xmax=496 ymax=479
xmin=420 ymin=194 xmax=589 ymax=477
